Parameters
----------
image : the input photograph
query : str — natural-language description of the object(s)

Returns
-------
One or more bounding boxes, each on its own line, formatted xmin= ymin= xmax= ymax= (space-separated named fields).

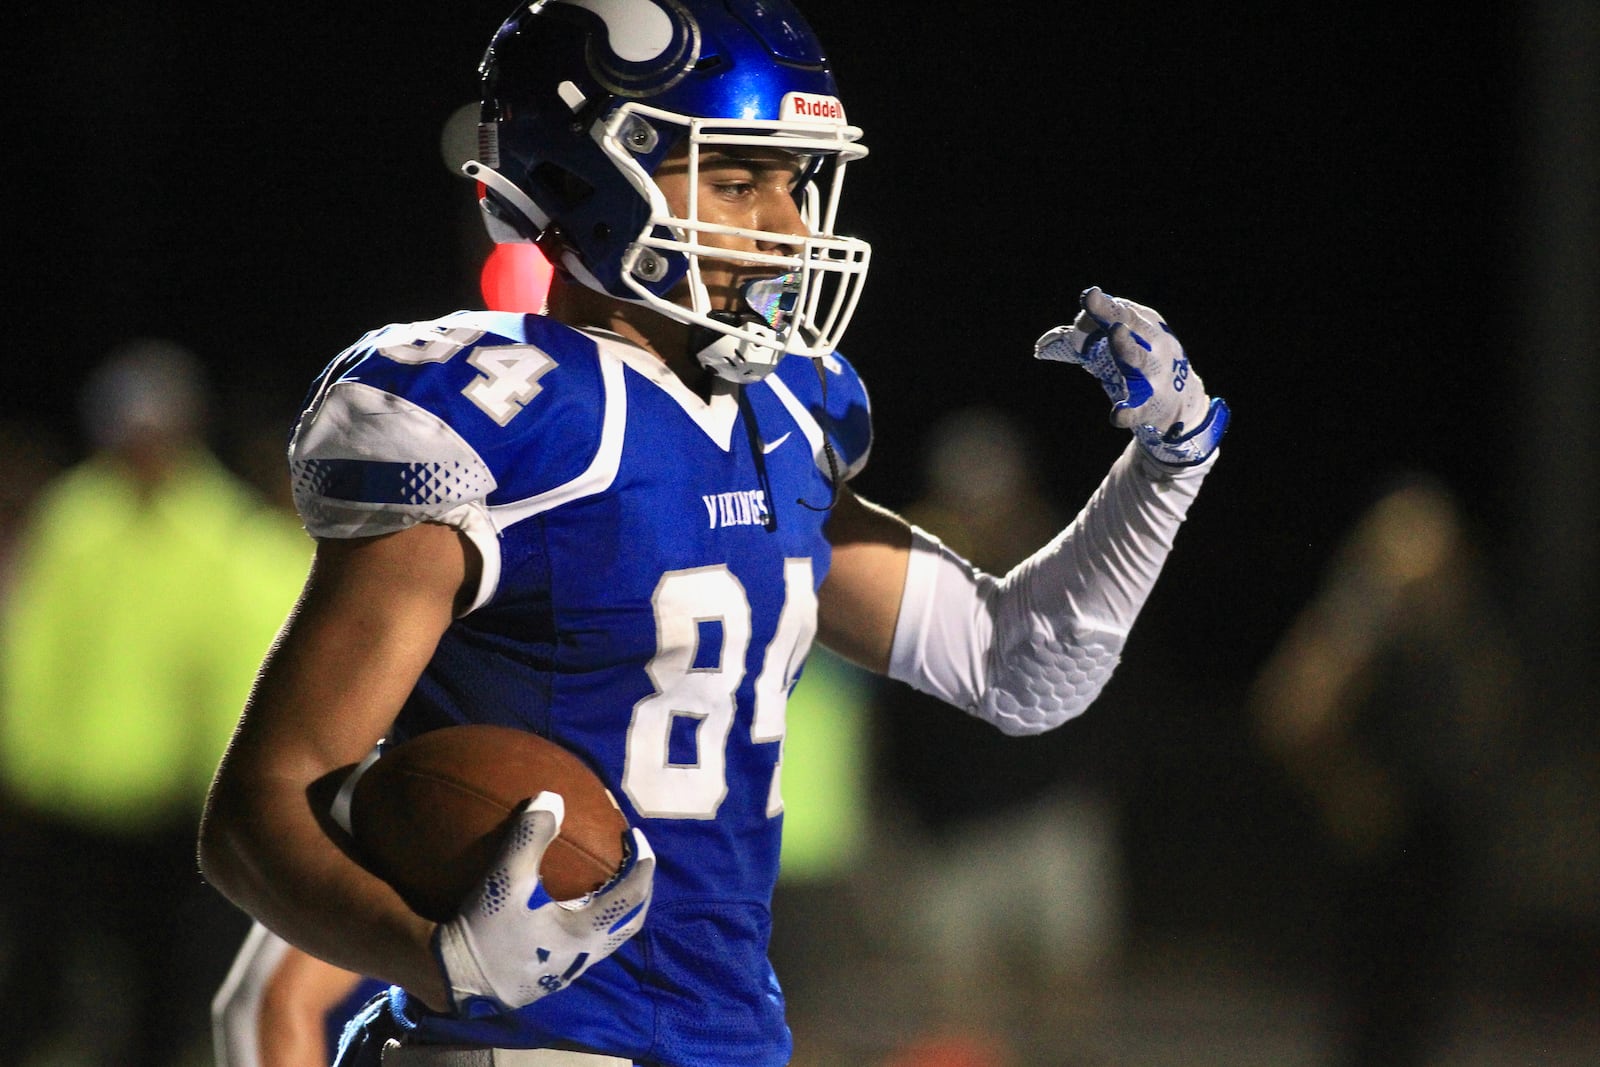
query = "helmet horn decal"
xmin=552 ymin=0 xmax=701 ymax=98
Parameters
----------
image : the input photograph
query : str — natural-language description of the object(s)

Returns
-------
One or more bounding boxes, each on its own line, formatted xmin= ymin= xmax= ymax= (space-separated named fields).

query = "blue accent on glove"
xmin=1135 ymin=396 xmax=1231 ymax=467
xmin=1076 ymin=332 xmax=1130 ymax=404
xmin=1034 ymin=287 xmax=1230 ymax=469
xmin=1110 ymin=328 xmax=1155 ymax=412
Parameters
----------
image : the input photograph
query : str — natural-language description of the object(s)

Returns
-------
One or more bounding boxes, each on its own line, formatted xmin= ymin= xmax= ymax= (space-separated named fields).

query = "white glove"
xmin=432 ymin=791 xmax=655 ymax=1014
xmin=1036 ymin=286 xmax=1229 ymax=467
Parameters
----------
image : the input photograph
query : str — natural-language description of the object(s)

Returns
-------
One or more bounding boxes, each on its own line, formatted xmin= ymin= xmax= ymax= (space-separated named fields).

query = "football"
xmin=348 ymin=724 xmax=629 ymax=921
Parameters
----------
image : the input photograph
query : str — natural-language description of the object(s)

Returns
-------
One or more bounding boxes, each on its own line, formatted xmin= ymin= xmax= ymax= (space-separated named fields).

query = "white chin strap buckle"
xmin=693 ymin=273 xmax=802 ymax=383
xmin=695 ymin=327 xmax=783 ymax=384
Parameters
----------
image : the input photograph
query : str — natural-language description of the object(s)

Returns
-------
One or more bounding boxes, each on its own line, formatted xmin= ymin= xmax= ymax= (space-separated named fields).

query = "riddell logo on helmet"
xmin=782 ymin=92 xmax=846 ymax=123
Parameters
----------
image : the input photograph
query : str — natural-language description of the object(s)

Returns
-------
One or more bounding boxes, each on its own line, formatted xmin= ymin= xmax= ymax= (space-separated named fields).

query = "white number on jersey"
xmin=375 ymin=323 xmax=556 ymax=426
xmin=376 ymin=324 xmax=485 ymax=365
xmin=751 ymin=559 xmax=816 ymax=816
xmin=623 ymin=561 xmax=816 ymax=820
xmin=462 ymin=346 xmax=557 ymax=426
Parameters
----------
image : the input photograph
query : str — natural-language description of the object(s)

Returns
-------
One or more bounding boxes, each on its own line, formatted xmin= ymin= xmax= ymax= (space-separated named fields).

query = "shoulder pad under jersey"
xmin=289 ymin=311 xmax=606 ymax=540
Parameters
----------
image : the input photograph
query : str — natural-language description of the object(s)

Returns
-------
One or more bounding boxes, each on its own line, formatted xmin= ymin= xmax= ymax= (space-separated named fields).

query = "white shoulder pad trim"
xmin=290 ymin=381 xmax=498 ymax=532
xmin=289 ymin=380 xmax=504 ymax=614
xmin=764 ymin=374 xmax=829 ymax=476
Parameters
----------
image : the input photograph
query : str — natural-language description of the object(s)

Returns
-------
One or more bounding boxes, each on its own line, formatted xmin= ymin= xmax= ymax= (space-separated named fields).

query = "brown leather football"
xmin=349 ymin=725 xmax=628 ymax=921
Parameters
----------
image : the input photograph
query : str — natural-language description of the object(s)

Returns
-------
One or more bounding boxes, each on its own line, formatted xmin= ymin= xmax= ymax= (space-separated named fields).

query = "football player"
xmin=198 ymin=1 xmax=1229 ymax=1065
xmin=213 ymin=921 xmax=379 ymax=1067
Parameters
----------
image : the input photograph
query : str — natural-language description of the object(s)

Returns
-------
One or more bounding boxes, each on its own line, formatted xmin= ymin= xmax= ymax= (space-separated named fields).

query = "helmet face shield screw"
xmin=622 ymin=117 xmax=659 ymax=155
xmin=627 ymin=247 xmax=666 ymax=281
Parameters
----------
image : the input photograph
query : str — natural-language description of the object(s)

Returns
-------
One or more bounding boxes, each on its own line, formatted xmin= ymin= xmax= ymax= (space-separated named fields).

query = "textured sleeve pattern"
xmin=890 ymin=441 xmax=1214 ymax=735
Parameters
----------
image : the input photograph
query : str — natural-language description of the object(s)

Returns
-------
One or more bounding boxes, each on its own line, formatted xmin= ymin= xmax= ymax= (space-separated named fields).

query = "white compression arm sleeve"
xmin=888 ymin=441 xmax=1214 ymax=735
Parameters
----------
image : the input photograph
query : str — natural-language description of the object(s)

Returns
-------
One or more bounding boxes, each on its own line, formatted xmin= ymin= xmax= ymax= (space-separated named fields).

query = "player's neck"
xmin=548 ymin=277 xmax=714 ymax=399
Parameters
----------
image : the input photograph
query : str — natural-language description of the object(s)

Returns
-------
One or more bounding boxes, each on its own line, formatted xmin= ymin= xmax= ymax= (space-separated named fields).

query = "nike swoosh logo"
xmin=762 ymin=432 xmax=792 ymax=454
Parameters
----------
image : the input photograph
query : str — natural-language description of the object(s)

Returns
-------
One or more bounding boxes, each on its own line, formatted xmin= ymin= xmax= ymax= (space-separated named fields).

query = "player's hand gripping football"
xmin=433 ymin=791 xmax=654 ymax=1014
xmin=1035 ymin=287 xmax=1230 ymax=467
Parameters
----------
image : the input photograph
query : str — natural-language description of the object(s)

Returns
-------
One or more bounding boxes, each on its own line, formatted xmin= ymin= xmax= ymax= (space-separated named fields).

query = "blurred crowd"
xmin=1 ymin=346 xmax=1595 ymax=1067
xmin=0 ymin=341 xmax=311 ymax=1066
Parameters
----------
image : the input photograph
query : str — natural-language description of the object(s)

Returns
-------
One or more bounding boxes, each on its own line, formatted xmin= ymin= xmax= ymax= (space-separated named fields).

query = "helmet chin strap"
xmin=686 ymin=274 xmax=843 ymax=513
xmin=691 ymin=274 xmax=800 ymax=384
xmin=692 ymin=317 xmax=784 ymax=384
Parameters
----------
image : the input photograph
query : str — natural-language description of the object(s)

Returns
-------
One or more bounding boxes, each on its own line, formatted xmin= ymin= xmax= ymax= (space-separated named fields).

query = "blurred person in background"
xmin=0 ymin=340 xmax=312 ymax=1066
xmin=1249 ymin=474 xmax=1518 ymax=1067
xmin=0 ymin=418 xmax=66 ymax=597
xmin=0 ymin=418 xmax=65 ymax=1053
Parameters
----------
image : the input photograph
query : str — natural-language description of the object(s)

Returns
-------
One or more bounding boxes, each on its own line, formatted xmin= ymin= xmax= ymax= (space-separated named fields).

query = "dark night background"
xmin=4 ymin=1 xmax=1597 ymax=1059
xmin=5 ymin=4 xmax=1531 ymax=686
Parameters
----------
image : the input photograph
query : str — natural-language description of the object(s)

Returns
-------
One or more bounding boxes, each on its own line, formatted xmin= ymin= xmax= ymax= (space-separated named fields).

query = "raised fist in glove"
xmin=1035 ymin=286 xmax=1229 ymax=467
xmin=433 ymin=791 xmax=654 ymax=1014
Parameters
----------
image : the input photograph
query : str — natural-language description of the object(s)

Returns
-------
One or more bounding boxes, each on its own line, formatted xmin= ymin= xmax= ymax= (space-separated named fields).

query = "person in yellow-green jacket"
xmin=0 ymin=339 xmax=312 ymax=1067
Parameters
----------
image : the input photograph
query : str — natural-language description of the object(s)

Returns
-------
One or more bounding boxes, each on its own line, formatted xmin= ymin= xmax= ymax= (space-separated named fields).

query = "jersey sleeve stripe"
xmin=297 ymin=458 xmax=493 ymax=506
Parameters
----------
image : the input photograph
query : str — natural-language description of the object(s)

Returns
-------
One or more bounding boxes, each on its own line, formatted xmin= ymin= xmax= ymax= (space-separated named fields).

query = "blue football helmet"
xmin=465 ymin=0 xmax=872 ymax=382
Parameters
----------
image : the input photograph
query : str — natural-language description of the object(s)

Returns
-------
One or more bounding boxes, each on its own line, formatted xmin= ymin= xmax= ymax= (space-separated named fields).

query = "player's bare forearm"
xmin=200 ymin=521 xmax=477 ymax=1012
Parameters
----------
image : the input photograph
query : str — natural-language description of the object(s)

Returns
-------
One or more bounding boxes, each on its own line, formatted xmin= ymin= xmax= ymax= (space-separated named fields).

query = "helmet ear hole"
xmin=532 ymin=162 xmax=595 ymax=212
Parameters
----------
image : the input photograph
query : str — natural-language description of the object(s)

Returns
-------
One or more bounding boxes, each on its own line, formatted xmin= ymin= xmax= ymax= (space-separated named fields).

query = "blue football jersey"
xmin=290 ymin=310 xmax=872 ymax=1066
